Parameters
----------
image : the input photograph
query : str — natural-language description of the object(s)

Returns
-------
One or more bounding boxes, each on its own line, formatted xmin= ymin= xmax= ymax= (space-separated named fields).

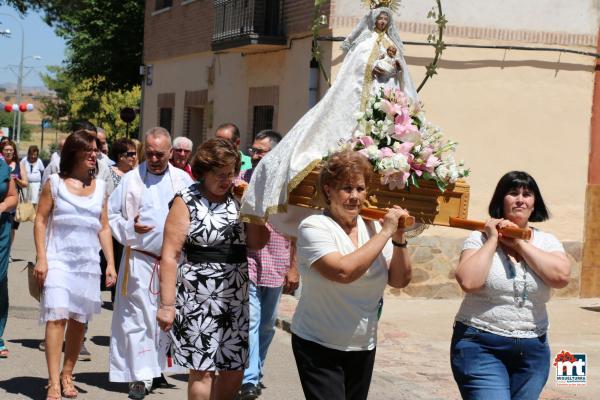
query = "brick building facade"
xmin=141 ymin=0 xmax=599 ymax=297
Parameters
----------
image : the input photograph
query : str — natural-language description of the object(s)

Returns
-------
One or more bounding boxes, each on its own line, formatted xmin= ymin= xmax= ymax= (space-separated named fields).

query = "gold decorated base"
xmin=288 ymin=165 xmax=470 ymax=226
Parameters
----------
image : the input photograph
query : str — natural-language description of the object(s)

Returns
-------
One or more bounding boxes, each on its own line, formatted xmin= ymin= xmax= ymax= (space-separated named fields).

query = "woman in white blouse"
xmin=291 ymin=150 xmax=412 ymax=400
xmin=21 ymin=145 xmax=45 ymax=207
xmin=452 ymin=171 xmax=571 ymax=400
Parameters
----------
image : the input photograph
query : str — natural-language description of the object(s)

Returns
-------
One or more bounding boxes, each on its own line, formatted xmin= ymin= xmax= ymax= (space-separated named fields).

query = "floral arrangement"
xmin=343 ymin=88 xmax=469 ymax=191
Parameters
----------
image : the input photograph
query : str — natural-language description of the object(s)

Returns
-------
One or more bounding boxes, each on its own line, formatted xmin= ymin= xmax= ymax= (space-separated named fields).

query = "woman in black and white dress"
xmin=157 ymin=138 xmax=269 ymax=400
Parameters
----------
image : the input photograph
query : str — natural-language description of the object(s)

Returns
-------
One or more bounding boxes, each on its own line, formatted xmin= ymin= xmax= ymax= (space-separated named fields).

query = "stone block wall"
xmin=387 ymin=236 xmax=582 ymax=299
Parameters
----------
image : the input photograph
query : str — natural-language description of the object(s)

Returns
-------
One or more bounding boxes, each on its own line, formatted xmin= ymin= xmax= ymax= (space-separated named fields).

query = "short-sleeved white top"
xmin=455 ymin=229 xmax=565 ymax=338
xmin=291 ymin=214 xmax=393 ymax=351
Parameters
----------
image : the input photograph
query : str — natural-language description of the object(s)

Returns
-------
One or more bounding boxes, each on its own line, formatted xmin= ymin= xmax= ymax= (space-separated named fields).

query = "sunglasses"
xmin=122 ymin=151 xmax=137 ymax=158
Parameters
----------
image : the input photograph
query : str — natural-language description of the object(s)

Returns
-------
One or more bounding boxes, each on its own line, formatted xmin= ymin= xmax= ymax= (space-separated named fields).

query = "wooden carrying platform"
xmin=288 ymin=166 xmax=470 ymax=225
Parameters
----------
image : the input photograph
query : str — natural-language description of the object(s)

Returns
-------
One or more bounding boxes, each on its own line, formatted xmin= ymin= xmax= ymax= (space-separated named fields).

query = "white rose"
xmin=366 ymin=144 xmax=380 ymax=160
xmin=392 ymin=153 xmax=409 ymax=171
xmin=435 ymin=165 xmax=450 ymax=181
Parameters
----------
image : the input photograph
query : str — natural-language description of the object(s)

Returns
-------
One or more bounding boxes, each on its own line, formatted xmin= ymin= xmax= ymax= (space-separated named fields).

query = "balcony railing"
xmin=212 ymin=0 xmax=286 ymax=51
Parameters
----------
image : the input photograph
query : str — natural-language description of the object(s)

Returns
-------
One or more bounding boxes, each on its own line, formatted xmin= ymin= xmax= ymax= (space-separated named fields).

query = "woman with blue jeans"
xmin=0 ymin=158 xmax=18 ymax=358
xmin=451 ymin=171 xmax=571 ymax=399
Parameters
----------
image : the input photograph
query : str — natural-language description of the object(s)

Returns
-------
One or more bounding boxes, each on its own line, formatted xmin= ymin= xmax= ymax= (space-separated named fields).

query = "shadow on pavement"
xmin=169 ymin=373 xmax=188 ymax=382
xmin=581 ymin=306 xmax=600 ymax=312
xmin=74 ymin=372 xmax=128 ymax=393
xmin=7 ymin=338 xmax=42 ymax=350
xmin=0 ymin=376 xmax=47 ymax=399
xmin=90 ymin=335 xmax=110 ymax=347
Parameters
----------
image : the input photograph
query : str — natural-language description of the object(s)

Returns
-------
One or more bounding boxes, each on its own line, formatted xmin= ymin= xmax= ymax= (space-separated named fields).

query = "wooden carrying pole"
xmin=449 ymin=217 xmax=532 ymax=240
xmin=360 ymin=207 xmax=415 ymax=228
xmin=233 ymin=185 xmax=416 ymax=228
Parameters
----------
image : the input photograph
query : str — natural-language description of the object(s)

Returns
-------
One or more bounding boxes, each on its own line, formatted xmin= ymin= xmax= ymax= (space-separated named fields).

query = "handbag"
xmin=15 ymin=189 xmax=36 ymax=223
xmin=25 ymin=261 xmax=41 ymax=302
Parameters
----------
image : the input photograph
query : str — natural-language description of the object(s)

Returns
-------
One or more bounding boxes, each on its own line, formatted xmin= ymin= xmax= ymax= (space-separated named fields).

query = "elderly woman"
xmin=291 ymin=150 xmax=412 ymax=400
xmin=157 ymin=138 xmax=269 ymax=400
xmin=34 ymin=130 xmax=116 ymax=400
xmin=451 ymin=171 xmax=571 ymax=399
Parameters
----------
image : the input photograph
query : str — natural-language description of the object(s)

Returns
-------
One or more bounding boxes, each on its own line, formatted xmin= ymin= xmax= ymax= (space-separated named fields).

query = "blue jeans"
xmin=0 ymin=212 xmax=12 ymax=350
xmin=450 ymin=322 xmax=550 ymax=400
xmin=242 ymin=282 xmax=283 ymax=385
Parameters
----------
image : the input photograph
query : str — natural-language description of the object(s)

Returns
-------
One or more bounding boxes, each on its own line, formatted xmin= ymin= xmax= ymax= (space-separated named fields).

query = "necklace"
xmin=69 ymin=175 xmax=93 ymax=188
xmin=501 ymin=249 xmax=529 ymax=308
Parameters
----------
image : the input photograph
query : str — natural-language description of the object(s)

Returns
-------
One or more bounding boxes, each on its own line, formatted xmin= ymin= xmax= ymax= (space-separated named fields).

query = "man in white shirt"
xmin=108 ymin=127 xmax=193 ymax=399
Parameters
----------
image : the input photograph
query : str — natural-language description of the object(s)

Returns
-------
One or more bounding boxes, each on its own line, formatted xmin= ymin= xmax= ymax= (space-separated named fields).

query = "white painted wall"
xmin=333 ymin=0 xmax=599 ymax=35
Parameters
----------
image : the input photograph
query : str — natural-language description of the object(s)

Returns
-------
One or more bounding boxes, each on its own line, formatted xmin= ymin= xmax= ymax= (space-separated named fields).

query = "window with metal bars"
xmin=252 ymin=105 xmax=274 ymax=137
xmin=159 ymin=108 xmax=173 ymax=134
xmin=183 ymin=107 xmax=206 ymax=145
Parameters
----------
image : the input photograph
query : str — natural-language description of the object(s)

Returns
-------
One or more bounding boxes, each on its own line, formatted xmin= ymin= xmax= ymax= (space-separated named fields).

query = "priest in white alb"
xmin=108 ymin=127 xmax=194 ymax=399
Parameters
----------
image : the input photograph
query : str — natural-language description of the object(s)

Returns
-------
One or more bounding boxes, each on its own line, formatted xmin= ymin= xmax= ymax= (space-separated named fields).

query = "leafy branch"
xmin=417 ymin=0 xmax=446 ymax=92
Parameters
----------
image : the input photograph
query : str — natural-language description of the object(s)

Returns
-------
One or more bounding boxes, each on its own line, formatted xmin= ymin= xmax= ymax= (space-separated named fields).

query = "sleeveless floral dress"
xmin=170 ymin=183 xmax=249 ymax=371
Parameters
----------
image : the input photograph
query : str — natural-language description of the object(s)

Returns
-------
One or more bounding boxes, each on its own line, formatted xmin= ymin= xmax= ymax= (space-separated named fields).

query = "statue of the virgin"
xmin=240 ymin=2 xmax=418 ymax=233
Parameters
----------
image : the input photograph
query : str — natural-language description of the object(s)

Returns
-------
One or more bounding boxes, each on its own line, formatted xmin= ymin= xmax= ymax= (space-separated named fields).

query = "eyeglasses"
xmin=248 ymin=147 xmax=268 ymax=155
xmin=125 ymin=151 xmax=137 ymax=158
xmin=174 ymin=148 xmax=191 ymax=154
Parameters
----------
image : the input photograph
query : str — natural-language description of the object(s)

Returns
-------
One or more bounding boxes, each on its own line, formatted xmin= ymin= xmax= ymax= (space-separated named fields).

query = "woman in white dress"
xmin=240 ymin=5 xmax=418 ymax=228
xmin=21 ymin=145 xmax=45 ymax=207
xmin=33 ymin=130 xmax=117 ymax=400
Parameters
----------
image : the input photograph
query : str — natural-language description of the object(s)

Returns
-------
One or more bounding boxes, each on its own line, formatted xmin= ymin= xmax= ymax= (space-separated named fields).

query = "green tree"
xmin=68 ymin=77 xmax=140 ymax=139
xmin=97 ymin=86 xmax=141 ymax=140
xmin=1 ymin=0 xmax=144 ymax=91
xmin=0 ymin=110 xmax=31 ymax=141
xmin=39 ymin=65 xmax=73 ymax=132
xmin=40 ymin=66 xmax=141 ymax=139
xmin=0 ymin=110 xmax=15 ymax=136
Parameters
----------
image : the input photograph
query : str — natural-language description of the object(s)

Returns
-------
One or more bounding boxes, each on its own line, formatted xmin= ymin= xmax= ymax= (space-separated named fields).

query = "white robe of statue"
xmin=240 ymin=7 xmax=418 ymax=235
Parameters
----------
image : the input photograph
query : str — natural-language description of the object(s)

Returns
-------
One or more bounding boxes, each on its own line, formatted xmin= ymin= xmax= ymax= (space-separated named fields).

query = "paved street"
xmin=1 ymin=224 xmax=599 ymax=399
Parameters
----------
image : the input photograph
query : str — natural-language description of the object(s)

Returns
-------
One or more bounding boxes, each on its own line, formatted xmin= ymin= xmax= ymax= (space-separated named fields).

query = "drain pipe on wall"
xmin=581 ymin=29 xmax=600 ymax=297
xmin=308 ymin=57 xmax=320 ymax=108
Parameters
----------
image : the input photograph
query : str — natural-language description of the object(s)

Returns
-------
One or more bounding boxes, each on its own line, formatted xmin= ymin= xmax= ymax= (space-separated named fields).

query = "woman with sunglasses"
xmin=108 ymin=138 xmax=137 ymax=188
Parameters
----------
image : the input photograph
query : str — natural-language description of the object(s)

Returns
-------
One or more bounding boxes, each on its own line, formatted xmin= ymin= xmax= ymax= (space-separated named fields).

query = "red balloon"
xmin=3 ymin=104 xmax=11 ymax=112
xmin=19 ymin=103 xmax=27 ymax=112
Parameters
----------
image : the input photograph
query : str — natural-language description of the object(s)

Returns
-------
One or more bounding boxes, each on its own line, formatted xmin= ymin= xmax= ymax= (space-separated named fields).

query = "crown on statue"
xmin=362 ymin=0 xmax=400 ymax=12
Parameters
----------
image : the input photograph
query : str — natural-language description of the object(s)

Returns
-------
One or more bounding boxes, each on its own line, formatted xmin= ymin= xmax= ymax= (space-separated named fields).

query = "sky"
xmin=0 ymin=5 xmax=66 ymax=89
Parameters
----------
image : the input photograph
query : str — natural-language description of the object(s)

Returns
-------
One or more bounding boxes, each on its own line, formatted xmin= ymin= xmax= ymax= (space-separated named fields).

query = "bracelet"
xmin=159 ymin=302 xmax=175 ymax=309
xmin=392 ymin=239 xmax=408 ymax=248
